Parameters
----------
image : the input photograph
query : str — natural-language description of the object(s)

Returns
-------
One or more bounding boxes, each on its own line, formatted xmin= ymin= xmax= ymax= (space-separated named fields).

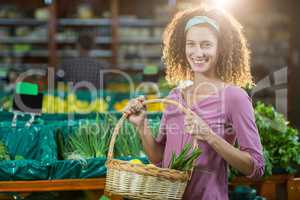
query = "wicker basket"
xmin=105 ymin=99 xmax=199 ymax=200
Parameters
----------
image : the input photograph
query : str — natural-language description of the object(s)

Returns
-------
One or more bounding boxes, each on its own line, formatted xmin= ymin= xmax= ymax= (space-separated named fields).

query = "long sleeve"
xmin=227 ymin=86 xmax=265 ymax=179
xmin=155 ymin=112 xmax=167 ymax=147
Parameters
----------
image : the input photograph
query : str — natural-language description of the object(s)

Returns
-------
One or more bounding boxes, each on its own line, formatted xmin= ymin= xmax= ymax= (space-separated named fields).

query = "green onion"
xmin=169 ymin=143 xmax=202 ymax=171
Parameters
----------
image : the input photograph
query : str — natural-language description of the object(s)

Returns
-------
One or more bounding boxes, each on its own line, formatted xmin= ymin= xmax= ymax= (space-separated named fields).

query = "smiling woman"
xmin=124 ymin=4 xmax=264 ymax=200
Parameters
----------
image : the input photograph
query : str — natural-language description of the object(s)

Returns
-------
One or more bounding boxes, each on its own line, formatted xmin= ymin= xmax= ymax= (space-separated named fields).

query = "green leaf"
xmin=254 ymin=101 xmax=300 ymax=176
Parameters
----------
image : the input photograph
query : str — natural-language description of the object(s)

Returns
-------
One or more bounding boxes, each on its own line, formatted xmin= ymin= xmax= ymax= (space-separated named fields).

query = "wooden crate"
xmin=287 ymin=178 xmax=300 ymax=200
xmin=0 ymin=178 xmax=123 ymax=200
xmin=231 ymin=174 xmax=294 ymax=200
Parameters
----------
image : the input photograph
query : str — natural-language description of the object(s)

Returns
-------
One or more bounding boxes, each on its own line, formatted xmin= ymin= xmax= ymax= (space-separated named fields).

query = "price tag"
xmin=143 ymin=65 xmax=159 ymax=82
xmin=13 ymin=82 xmax=43 ymax=114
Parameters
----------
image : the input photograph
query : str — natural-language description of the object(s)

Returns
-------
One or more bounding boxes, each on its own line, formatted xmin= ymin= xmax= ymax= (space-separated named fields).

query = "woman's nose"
xmin=194 ymin=46 xmax=205 ymax=57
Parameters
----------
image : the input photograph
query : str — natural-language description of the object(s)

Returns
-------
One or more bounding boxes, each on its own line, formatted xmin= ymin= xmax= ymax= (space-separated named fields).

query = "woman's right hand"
xmin=123 ymin=96 xmax=146 ymax=128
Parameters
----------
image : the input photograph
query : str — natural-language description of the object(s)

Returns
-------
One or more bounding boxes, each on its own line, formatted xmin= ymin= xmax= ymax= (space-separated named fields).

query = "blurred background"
xmin=0 ymin=1 xmax=300 ymax=200
xmin=0 ymin=0 xmax=298 ymax=129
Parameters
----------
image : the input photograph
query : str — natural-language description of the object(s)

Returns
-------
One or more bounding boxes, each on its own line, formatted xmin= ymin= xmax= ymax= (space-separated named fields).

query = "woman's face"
xmin=185 ymin=25 xmax=218 ymax=76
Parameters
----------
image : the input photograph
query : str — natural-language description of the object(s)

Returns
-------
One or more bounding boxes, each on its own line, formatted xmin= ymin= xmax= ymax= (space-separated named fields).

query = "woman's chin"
xmin=191 ymin=66 xmax=211 ymax=73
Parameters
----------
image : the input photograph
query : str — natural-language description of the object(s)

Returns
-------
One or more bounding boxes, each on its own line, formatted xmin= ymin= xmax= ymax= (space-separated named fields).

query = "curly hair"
xmin=162 ymin=6 xmax=253 ymax=87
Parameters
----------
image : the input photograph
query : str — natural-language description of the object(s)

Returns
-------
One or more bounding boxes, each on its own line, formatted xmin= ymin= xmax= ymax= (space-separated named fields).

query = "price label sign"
xmin=13 ymin=82 xmax=43 ymax=114
xmin=143 ymin=65 xmax=159 ymax=82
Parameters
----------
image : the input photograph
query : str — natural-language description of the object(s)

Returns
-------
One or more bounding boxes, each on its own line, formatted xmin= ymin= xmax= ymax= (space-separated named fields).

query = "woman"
xmin=125 ymin=6 xmax=264 ymax=199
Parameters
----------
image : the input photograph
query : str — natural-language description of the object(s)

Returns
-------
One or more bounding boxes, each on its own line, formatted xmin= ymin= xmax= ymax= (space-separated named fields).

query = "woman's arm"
xmin=136 ymin=119 xmax=164 ymax=164
xmin=185 ymin=87 xmax=264 ymax=178
xmin=205 ymin=133 xmax=253 ymax=175
xmin=185 ymin=120 xmax=254 ymax=175
xmin=124 ymin=96 xmax=164 ymax=164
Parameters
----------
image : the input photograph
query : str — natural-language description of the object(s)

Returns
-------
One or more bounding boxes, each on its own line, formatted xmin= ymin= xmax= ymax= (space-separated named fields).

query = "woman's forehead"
xmin=185 ymin=25 xmax=218 ymax=42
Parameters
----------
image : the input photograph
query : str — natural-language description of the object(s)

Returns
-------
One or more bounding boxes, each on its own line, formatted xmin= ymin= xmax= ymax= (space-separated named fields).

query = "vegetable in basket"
xmin=169 ymin=143 xmax=202 ymax=171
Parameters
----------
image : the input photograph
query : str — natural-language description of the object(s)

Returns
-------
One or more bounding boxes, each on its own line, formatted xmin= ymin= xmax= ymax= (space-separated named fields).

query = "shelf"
xmin=0 ymin=49 xmax=112 ymax=58
xmin=58 ymin=18 xmax=111 ymax=26
xmin=119 ymin=37 xmax=161 ymax=44
xmin=0 ymin=178 xmax=123 ymax=200
xmin=57 ymin=36 xmax=162 ymax=44
xmin=0 ymin=36 xmax=161 ymax=44
xmin=123 ymin=52 xmax=162 ymax=59
xmin=0 ymin=63 xmax=48 ymax=69
xmin=118 ymin=18 xmax=167 ymax=27
xmin=0 ymin=36 xmax=111 ymax=44
xmin=119 ymin=62 xmax=163 ymax=70
xmin=0 ymin=18 xmax=46 ymax=26
xmin=0 ymin=18 xmax=168 ymax=27
xmin=0 ymin=178 xmax=106 ymax=192
xmin=0 ymin=17 xmax=167 ymax=69
xmin=0 ymin=36 xmax=47 ymax=44
xmin=0 ymin=18 xmax=110 ymax=27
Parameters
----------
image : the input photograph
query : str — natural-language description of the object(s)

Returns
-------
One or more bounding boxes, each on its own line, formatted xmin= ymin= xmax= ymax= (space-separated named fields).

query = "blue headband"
xmin=185 ymin=16 xmax=220 ymax=32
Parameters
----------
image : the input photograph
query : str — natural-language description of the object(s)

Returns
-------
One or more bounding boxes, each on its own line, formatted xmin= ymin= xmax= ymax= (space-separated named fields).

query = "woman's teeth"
xmin=194 ymin=58 xmax=209 ymax=64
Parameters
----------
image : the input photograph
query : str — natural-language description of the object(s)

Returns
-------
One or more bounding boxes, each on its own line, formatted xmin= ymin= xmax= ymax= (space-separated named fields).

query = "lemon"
xmin=129 ymin=159 xmax=143 ymax=165
xmin=146 ymin=164 xmax=156 ymax=168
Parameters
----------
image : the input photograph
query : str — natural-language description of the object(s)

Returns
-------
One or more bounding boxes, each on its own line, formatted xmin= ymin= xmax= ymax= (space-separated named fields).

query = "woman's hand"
xmin=123 ymin=96 xmax=146 ymax=129
xmin=184 ymin=113 xmax=213 ymax=141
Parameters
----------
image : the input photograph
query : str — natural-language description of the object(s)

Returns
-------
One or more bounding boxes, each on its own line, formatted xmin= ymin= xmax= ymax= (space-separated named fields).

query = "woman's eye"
xmin=202 ymin=43 xmax=212 ymax=48
xmin=186 ymin=43 xmax=194 ymax=47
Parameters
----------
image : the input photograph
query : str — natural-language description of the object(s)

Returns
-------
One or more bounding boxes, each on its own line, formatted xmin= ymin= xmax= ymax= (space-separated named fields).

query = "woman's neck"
xmin=184 ymin=72 xmax=225 ymax=96
xmin=193 ymin=72 xmax=221 ymax=85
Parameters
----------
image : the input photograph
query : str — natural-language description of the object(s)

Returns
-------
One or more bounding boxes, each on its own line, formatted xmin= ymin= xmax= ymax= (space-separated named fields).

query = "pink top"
xmin=155 ymin=85 xmax=264 ymax=200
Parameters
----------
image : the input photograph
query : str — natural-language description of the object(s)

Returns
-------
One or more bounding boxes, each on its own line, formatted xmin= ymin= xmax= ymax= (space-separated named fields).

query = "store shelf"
xmin=0 ymin=178 xmax=105 ymax=192
xmin=0 ymin=18 xmax=110 ymax=27
xmin=58 ymin=18 xmax=111 ymax=26
xmin=0 ymin=18 xmax=167 ymax=27
xmin=0 ymin=49 xmax=112 ymax=58
xmin=119 ymin=63 xmax=163 ymax=70
xmin=0 ymin=178 xmax=123 ymax=200
xmin=0 ymin=18 xmax=46 ymax=26
xmin=0 ymin=63 xmax=48 ymax=69
xmin=0 ymin=36 xmax=162 ymax=44
xmin=119 ymin=18 xmax=167 ymax=27
xmin=0 ymin=8 xmax=168 ymax=68
xmin=0 ymin=36 xmax=47 ymax=44
xmin=119 ymin=37 xmax=161 ymax=44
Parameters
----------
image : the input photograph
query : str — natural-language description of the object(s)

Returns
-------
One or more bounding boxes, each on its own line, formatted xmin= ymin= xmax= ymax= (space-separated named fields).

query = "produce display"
xmin=229 ymin=101 xmax=300 ymax=179
xmin=0 ymin=140 xmax=10 ymax=161
xmin=42 ymin=94 xmax=109 ymax=113
xmin=63 ymin=117 xmax=112 ymax=159
xmin=254 ymin=102 xmax=300 ymax=176
xmin=0 ymin=92 xmax=166 ymax=113
xmin=58 ymin=114 xmax=160 ymax=161
xmin=113 ymin=94 xmax=165 ymax=112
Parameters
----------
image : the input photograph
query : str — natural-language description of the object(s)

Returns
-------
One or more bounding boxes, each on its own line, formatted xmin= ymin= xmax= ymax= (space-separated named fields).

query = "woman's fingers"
xmin=136 ymin=95 xmax=145 ymax=102
xmin=123 ymin=96 xmax=146 ymax=117
xmin=184 ymin=114 xmax=195 ymax=134
xmin=185 ymin=114 xmax=193 ymax=121
xmin=184 ymin=123 xmax=194 ymax=133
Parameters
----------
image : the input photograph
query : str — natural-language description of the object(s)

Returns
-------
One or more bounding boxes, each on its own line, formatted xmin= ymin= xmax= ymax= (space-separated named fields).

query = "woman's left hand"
xmin=184 ymin=114 xmax=213 ymax=141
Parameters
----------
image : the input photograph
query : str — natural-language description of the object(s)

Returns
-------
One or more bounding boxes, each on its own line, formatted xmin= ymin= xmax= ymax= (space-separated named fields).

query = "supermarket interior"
xmin=0 ymin=0 xmax=300 ymax=200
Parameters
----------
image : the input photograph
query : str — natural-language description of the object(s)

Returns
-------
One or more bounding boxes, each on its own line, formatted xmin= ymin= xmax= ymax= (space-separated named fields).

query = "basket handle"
xmin=107 ymin=98 xmax=200 ymax=161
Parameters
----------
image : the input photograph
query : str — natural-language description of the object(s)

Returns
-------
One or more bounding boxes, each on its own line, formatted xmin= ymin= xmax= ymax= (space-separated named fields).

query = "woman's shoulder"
xmin=224 ymin=85 xmax=252 ymax=109
xmin=161 ymin=88 xmax=184 ymax=115
xmin=225 ymin=85 xmax=250 ymax=99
